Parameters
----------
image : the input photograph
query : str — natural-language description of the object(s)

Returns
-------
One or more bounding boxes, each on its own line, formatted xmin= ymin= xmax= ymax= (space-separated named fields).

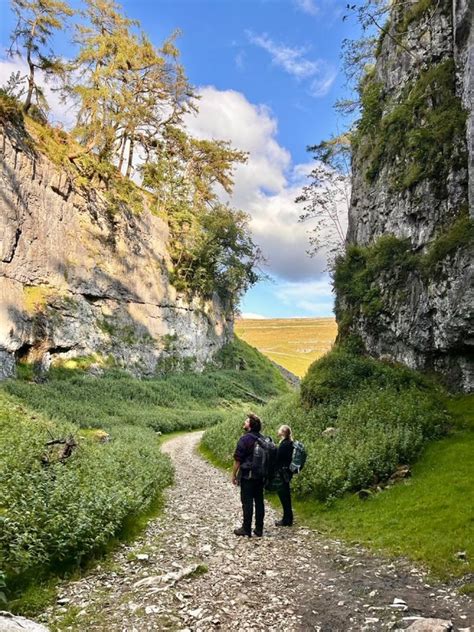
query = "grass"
xmin=293 ymin=394 xmax=474 ymax=580
xmin=235 ymin=317 xmax=337 ymax=377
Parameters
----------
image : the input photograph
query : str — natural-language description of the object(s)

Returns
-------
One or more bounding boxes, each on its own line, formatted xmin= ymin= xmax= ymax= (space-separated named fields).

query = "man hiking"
xmin=232 ymin=413 xmax=265 ymax=537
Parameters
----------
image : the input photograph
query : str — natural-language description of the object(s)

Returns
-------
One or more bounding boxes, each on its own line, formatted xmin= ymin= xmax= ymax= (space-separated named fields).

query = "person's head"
xmin=277 ymin=424 xmax=293 ymax=441
xmin=244 ymin=412 xmax=261 ymax=433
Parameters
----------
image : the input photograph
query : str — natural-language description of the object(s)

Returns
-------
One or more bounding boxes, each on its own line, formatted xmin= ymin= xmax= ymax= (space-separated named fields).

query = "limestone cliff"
xmin=0 ymin=122 xmax=232 ymax=378
xmin=336 ymin=0 xmax=473 ymax=391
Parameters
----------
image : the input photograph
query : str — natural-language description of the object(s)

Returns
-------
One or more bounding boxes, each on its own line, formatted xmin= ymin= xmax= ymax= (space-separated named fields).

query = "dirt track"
xmin=44 ymin=432 xmax=473 ymax=631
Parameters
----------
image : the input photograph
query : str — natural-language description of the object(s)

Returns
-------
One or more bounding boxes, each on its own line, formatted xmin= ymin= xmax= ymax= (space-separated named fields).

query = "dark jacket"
xmin=276 ymin=438 xmax=293 ymax=479
xmin=234 ymin=431 xmax=261 ymax=479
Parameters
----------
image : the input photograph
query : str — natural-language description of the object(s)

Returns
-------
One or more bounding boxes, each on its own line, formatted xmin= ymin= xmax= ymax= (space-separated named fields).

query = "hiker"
xmin=275 ymin=424 xmax=294 ymax=527
xmin=232 ymin=413 xmax=265 ymax=537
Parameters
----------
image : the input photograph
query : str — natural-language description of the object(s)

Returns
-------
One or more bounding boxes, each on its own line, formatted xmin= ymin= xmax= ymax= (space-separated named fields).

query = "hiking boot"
xmin=234 ymin=527 xmax=251 ymax=537
xmin=253 ymin=528 xmax=263 ymax=537
xmin=275 ymin=520 xmax=292 ymax=527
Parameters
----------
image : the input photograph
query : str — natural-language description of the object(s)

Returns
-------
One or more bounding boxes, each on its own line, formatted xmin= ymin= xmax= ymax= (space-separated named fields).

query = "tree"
xmin=296 ymin=135 xmax=350 ymax=268
xmin=141 ymin=127 xmax=254 ymax=303
xmin=69 ymin=0 xmax=196 ymax=173
xmin=8 ymin=0 xmax=74 ymax=115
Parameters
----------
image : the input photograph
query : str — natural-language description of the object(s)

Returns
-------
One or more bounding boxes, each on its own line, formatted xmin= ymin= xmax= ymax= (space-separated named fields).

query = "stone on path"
xmin=404 ymin=618 xmax=453 ymax=631
xmin=0 ymin=612 xmax=50 ymax=632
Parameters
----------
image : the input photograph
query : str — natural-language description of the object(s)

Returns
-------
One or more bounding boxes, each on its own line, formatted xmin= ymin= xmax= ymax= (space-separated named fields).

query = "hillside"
xmin=235 ymin=317 xmax=337 ymax=377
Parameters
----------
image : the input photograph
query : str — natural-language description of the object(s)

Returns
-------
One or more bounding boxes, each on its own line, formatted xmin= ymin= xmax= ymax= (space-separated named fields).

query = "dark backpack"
xmin=289 ymin=440 xmax=307 ymax=474
xmin=250 ymin=435 xmax=277 ymax=482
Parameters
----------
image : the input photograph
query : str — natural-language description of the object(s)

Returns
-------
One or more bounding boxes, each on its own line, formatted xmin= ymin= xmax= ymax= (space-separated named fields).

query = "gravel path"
xmin=44 ymin=432 xmax=473 ymax=632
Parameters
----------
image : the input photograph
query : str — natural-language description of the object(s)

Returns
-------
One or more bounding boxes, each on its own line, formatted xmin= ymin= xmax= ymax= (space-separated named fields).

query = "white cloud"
xmin=235 ymin=50 xmax=245 ymax=71
xmin=240 ymin=313 xmax=267 ymax=319
xmin=184 ymin=87 xmax=347 ymax=282
xmin=294 ymin=0 xmax=319 ymax=17
xmin=247 ymin=32 xmax=319 ymax=79
xmin=246 ymin=32 xmax=336 ymax=97
xmin=275 ymin=277 xmax=335 ymax=315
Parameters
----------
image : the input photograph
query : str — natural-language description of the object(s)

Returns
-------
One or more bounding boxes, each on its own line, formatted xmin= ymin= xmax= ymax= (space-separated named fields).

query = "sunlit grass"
xmin=235 ymin=317 xmax=338 ymax=377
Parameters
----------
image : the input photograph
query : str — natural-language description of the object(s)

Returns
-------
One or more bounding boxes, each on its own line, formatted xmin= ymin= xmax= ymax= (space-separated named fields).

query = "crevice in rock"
xmin=2 ymin=227 xmax=22 ymax=263
xmin=14 ymin=342 xmax=33 ymax=362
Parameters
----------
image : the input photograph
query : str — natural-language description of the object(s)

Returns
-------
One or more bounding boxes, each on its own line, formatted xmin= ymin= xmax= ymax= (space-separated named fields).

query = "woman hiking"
xmin=275 ymin=424 xmax=294 ymax=527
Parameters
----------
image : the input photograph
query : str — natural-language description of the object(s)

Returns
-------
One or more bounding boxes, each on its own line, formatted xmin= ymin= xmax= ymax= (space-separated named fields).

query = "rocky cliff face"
xmin=337 ymin=0 xmax=473 ymax=391
xmin=0 ymin=122 xmax=232 ymax=378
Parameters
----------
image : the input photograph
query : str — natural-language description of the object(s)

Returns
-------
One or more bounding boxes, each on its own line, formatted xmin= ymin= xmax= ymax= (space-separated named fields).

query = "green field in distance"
xmin=235 ymin=317 xmax=338 ymax=378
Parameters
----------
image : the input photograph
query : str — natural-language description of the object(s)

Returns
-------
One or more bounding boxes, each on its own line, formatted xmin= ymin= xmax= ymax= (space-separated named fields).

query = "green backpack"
xmin=289 ymin=440 xmax=307 ymax=474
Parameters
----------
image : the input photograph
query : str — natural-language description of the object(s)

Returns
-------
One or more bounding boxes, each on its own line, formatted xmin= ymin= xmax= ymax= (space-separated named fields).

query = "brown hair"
xmin=247 ymin=412 xmax=262 ymax=432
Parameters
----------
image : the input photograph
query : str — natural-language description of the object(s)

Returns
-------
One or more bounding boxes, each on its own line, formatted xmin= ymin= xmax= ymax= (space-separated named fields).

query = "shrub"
xmin=0 ymin=392 xmax=173 ymax=586
xmin=0 ymin=90 xmax=24 ymax=127
xmin=300 ymin=348 xmax=432 ymax=408
xmin=203 ymin=348 xmax=448 ymax=502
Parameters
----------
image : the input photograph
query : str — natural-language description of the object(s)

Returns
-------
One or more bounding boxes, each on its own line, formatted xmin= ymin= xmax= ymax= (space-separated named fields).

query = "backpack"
xmin=250 ymin=435 xmax=277 ymax=482
xmin=289 ymin=440 xmax=307 ymax=474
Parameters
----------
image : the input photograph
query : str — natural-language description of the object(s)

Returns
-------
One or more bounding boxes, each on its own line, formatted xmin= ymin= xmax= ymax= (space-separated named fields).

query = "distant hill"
xmin=235 ymin=317 xmax=337 ymax=377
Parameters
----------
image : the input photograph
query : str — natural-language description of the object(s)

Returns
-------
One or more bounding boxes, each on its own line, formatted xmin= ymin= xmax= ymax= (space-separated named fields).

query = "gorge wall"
xmin=0 ymin=122 xmax=232 ymax=379
xmin=337 ymin=0 xmax=473 ymax=391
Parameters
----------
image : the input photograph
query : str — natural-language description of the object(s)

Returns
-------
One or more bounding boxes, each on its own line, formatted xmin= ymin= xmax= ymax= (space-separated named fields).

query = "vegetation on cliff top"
xmin=2 ymin=0 xmax=262 ymax=308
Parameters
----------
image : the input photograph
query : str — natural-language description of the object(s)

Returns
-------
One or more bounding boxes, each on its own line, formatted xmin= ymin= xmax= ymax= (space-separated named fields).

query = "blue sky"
xmin=0 ymin=0 xmax=359 ymax=318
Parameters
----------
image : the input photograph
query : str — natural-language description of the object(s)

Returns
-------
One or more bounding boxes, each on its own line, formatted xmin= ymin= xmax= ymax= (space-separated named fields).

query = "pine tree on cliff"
xmin=8 ymin=0 xmax=74 ymax=116
xmin=68 ymin=0 xmax=196 ymax=174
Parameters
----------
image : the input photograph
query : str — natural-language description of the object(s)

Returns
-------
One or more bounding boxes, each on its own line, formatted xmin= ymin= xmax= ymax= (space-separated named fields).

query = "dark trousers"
xmin=277 ymin=480 xmax=293 ymax=525
xmin=240 ymin=477 xmax=265 ymax=533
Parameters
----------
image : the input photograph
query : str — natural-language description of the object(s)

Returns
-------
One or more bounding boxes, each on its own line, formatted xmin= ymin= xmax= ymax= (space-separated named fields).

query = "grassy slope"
xmin=235 ymin=318 xmax=337 ymax=377
xmin=295 ymin=394 xmax=473 ymax=580
xmin=0 ymin=339 xmax=288 ymax=613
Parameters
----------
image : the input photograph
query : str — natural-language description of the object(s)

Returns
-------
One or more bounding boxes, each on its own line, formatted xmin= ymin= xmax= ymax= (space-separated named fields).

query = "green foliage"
xmin=8 ymin=0 xmax=74 ymax=115
xmin=396 ymin=0 xmax=433 ymax=33
xmin=293 ymin=393 xmax=474 ymax=579
xmin=203 ymin=347 xmax=447 ymax=503
xmin=166 ymin=203 xmax=262 ymax=304
xmin=0 ymin=391 xmax=173 ymax=594
xmin=300 ymin=348 xmax=431 ymax=408
xmin=334 ymin=215 xmax=473 ymax=335
xmin=354 ymin=60 xmax=467 ymax=192
xmin=0 ymin=90 xmax=24 ymax=127
xmin=421 ymin=211 xmax=474 ymax=272
xmin=333 ymin=235 xmax=415 ymax=331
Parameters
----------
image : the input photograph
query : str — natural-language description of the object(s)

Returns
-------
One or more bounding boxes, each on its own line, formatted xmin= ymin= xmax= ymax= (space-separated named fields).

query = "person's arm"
xmin=232 ymin=459 xmax=240 ymax=485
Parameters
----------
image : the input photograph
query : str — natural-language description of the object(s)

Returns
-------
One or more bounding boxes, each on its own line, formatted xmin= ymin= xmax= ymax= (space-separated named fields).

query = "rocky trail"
xmin=40 ymin=432 xmax=473 ymax=632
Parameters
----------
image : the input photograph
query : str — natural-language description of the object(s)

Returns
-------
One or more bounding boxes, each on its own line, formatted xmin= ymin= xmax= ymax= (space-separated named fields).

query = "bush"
xmin=0 ymin=90 xmax=24 ymax=127
xmin=0 ymin=392 xmax=173 ymax=586
xmin=203 ymin=348 xmax=448 ymax=502
xmin=300 ymin=348 xmax=431 ymax=408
